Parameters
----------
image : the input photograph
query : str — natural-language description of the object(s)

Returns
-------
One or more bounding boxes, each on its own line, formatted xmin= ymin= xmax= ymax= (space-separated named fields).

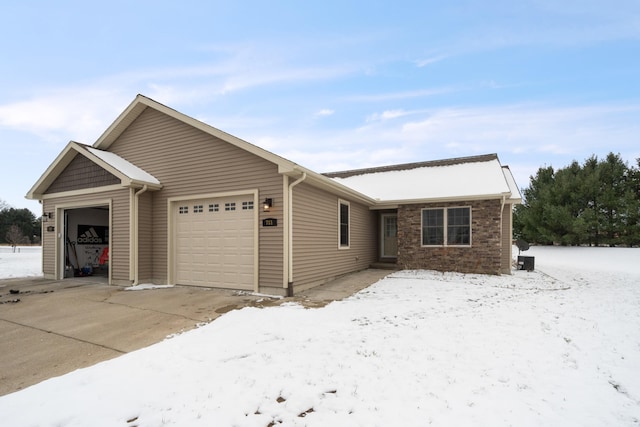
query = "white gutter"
xmin=132 ymin=185 xmax=149 ymax=285
xmin=287 ymin=172 xmax=307 ymax=296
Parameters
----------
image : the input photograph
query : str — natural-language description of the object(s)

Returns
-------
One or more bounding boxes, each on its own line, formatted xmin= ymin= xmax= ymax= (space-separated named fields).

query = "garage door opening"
xmin=62 ymin=206 xmax=109 ymax=281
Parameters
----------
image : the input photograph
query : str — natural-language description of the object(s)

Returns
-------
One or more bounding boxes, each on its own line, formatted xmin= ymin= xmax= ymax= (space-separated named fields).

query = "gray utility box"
xmin=517 ymin=256 xmax=535 ymax=271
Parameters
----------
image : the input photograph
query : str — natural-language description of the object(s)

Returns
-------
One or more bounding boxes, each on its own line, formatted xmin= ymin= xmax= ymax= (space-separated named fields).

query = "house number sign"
xmin=262 ymin=218 xmax=278 ymax=227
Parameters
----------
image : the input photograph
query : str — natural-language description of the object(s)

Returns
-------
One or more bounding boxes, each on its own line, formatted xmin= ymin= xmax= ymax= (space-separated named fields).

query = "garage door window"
xmin=179 ymin=206 xmax=189 ymax=214
xmin=225 ymin=202 xmax=236 ymax=211
xmin=209 ymin=203 xmax=219 ymax=212
xmin=193 ymin=205 xmax=203 ymax=213
xmin=242 ymin=201 xmax=254 ymax=210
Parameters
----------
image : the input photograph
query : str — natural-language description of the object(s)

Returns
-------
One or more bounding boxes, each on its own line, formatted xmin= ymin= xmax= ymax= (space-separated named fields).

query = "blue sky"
xmin=1 ymin=1 xmax=639 ymax=214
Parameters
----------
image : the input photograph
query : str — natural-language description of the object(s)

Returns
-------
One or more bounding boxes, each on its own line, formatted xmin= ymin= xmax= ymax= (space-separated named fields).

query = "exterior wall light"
xmin=263 ymin=198 xmax=273 ymax=212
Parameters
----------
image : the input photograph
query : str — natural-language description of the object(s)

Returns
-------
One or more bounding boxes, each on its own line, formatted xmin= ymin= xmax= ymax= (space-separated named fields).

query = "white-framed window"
xmin=209 ymin=203 xmax=219 ymax=212
xmin=242 ymin=201 xmax=254 ymax=210
xmin=225 ymin=202 xmax=236 ymax=211
xmin=193 ymin=205 xmax=203 ymax=213
xmin=179 ymin=206 xmax=189 ymax=214
xmin=338 ymin=199 xmax=350 ymax=248
xmin=422 ymin=206 xmax=471 ymax=246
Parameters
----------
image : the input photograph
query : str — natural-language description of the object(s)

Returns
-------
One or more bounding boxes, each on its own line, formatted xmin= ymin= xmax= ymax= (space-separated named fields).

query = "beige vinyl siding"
xmin=41 ymin=188 xmax=130 ymax=283
xmin=501 ymin=203 xmax=513 ymax=274
xmin=292 ymin=182 xmax=377 ymax=289
xmin=41 ymin=200 xmax=56 ymax=277
xmin=259 ymin=190 xmax=284 ymax=287
xmin=107 ymin=107 xmax=284 ymax=287
xmin=138 ymin=191 xmax=153 ymax=282
xmin=45 ymin=154 xmax=120 ymax=194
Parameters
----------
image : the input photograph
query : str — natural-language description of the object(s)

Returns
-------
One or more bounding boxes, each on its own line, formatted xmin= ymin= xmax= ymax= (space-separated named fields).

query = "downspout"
xmin=499 ymin=194 xmax=506 ymax=232
xmin=132 ymin=185 xmax=149 ymax=285
xmin=287 ymin=172 xmax=307 ymax=296
xmin=499 ymin=194 xmax=507 ymax=274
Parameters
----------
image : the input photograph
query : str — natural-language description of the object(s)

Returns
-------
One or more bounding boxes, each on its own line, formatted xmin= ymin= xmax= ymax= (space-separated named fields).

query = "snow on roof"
xmin=502 ymin=166 xmax=522 ymax=202
xmin=329 ymin=156 xmax=514 ymax=202
xmin=86 ymin=147 xmax=161 ymax=185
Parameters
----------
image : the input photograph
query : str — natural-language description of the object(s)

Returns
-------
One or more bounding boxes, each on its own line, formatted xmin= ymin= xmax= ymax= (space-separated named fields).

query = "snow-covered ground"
xmin=0 ymin=245 xmax=42 ymax=279
xmin=1 ymin=246 xmax=639 ymax=426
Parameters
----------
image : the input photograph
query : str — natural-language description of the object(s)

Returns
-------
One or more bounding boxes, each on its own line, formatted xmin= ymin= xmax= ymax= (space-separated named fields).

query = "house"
xmin=27 ymin=95 xmax=522 ymax=295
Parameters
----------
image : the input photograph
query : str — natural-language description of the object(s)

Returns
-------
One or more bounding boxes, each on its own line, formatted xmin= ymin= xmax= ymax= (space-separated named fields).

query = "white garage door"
xmin=175 ymin=195 xmax=255 ymax=289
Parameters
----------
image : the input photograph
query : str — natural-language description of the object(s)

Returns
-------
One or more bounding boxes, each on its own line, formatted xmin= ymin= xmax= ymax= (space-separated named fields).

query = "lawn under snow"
xmin=1 ymin=246 xmax=640 ymax=426
xmin=0 ymin=246 xmax=42 ymax=279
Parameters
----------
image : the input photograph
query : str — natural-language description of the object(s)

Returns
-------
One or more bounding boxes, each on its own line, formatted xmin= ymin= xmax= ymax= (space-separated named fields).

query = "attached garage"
xmin=170 ymin=192 xmax=258 ymax=290
xmin=27 ymin=95 xmax=520 ymax=295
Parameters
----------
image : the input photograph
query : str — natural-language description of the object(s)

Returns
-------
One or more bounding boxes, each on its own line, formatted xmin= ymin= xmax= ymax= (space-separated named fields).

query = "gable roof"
xmin=91 ymin=94 xmax=376 ymax=205
xmin=26 ymin=141 xmax=161 ymax=199
xmin=325 ymin=154 xmax=521 ymax=205
xmin=27 ymin=94 xmax=521 ymax=206
xmin=94 ymin=95 xmax=298 ymax=170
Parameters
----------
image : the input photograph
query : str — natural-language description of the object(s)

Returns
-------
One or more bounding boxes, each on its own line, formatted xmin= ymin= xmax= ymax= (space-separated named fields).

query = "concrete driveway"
xmin=0 ymin=269 xmax=390 ymax=396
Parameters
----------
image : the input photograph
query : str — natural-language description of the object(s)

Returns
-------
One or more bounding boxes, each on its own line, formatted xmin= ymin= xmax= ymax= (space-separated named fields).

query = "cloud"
xmin=366 ymin=109 xmax=417 ymax=122
xmin=315 ymin=109 xmax=335 ymax=117
xmin=346 ymin=87 xmax=455 ymax=103
xmin=0 ymin=44 xmax=357 ymax=144
xmin=0 ymin=87 xmax=131 ymax=144
xmin=396 ymin=103 xmax=640 ymax=155
xmin=414 ymin=55 xmax=448 ymax=67
xmin=235 ymin=101 xmax=640 ymax=189
xmin=413 ymin=2 xmax=640 ymax=65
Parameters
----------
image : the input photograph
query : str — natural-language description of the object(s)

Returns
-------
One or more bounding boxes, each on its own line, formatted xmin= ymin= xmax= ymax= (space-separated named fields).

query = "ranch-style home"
xmin=27 ymin=95 xmax=521 ymax=296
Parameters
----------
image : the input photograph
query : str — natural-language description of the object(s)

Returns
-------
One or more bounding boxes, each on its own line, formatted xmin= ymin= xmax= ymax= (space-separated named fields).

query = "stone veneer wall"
xmin=397 ymin=199 xmax=503 ymax=275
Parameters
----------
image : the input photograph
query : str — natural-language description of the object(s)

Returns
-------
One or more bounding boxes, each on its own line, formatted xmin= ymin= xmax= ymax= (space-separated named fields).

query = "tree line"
xmin=514 ymin=153 xmax=640 ymax=247
xmin=0 ymin=199 xmax=41 ymax=247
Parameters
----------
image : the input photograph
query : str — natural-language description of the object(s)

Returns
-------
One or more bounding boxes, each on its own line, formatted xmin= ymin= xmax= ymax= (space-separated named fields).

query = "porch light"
xmin=263 ymin=198 xmax=273 ymax=212
xmin=42 ymin=212 xmax=53 ymax=222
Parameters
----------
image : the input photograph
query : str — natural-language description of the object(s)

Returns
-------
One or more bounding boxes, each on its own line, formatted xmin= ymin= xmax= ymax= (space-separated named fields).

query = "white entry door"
xmin=174 ymin=195 xmax=255 ymax=289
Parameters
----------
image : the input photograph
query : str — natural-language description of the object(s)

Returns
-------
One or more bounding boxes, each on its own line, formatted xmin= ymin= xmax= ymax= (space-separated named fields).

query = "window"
xmin=193 ymin=205 xmax=203 ymax=213
xmin=422 ymin=207 xmax=471 ymax=246
xmin=447 ymin=207 xmax=471 ymax=245
xmin=225 ymin=202 xmax=236 ymax=211
xmin=209 ymin=203 xmax=219 ymax=212
xmin=422 ymin=209 xmax=444 ymax=245
xmin=179 ymin=206 xmax=189 ymax=214
xmin=339 ymin=200 xmax=350 ymax=248
xmin=242 ymin=201 xmax=254 ymax=210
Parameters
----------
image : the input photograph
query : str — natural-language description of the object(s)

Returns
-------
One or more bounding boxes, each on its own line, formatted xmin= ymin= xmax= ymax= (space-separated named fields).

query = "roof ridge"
xmin=323 ymin=153 xmax=499 ymax=179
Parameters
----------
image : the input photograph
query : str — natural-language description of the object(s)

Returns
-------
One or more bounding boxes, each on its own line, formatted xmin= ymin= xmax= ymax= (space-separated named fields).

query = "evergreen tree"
xmin=0 ymin=207 xmax=40 ymax=244
xmin=621 ymin=158 xmax=640 ymax=246
xmin=597 ymin=153 xmax=629 ymax=246
xmin=580 ymin=155 xmax=601 ymax=245
xmin=515 ymin=166 xmax=555 ymax=244
xmin=514 ymin=153 xmax=639 ymax=247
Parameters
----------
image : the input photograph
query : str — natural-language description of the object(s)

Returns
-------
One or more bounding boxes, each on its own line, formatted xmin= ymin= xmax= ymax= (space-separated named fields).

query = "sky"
xmin=1 ymin=1 xmax=639 ymax=215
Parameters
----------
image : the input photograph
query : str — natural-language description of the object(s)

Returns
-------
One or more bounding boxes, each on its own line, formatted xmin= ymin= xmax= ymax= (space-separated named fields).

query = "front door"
xmin=381 ymin=214 xmax=398 ymax=258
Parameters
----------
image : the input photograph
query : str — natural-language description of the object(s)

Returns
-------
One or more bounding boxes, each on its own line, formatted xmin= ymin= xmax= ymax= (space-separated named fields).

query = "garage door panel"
xmin=175 ymin=195 xmax=254 ymax=290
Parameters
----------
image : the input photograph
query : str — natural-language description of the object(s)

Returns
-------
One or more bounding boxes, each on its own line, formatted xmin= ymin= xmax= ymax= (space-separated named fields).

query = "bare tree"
xmin=5 ymin=224 xmax=28 ymax=253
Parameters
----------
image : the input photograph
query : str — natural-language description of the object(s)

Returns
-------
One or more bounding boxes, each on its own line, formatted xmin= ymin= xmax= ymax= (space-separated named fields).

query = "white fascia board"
xmin=26 ymin=142 xmax=85 ymax=200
